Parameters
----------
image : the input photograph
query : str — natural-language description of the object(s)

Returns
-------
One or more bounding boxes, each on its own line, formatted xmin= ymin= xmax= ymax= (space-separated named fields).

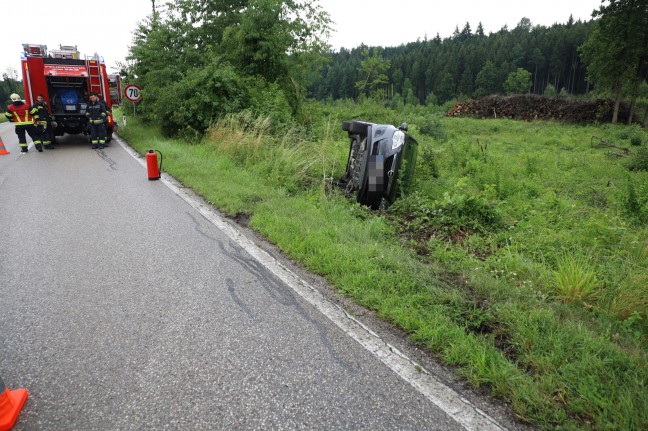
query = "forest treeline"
xmin=310 ymin=1 xmax=647 ymax=126
xmin=311 ymin=16 xmax=594 ymax=104
xmin=5 ymin=1 xmax=643 ymax=132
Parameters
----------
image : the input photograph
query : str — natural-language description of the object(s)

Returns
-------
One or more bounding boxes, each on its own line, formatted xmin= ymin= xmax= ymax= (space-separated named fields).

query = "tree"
xmin=392 ymin=68 xmax=404 ymax=96
xmin=474 ymin=61 xmax=500 ymax=97
xmin=354 ymin=47 xmax=390 ymax=100
xmin=580 ymin=0 xmax=648 ymax=123
xmin=1 ymin=69 xmax=22 ymax=104
xmin=504 ymin=68 xmax=532 ymax=94
xmin=308 ymin=16 xmax=594 ymax=108
xmin=515 ymin=17 xmax=532 ymax=33
xmin=437 ymin=72 xmax=455 ymax=103
xmin=127 ymin=0 xmax=332 ymax=134
xmin=476 ymin=22 xmax=485 ymax=37
xmin=530 ymin=48 xmax=545 ymax=93
xmin=459 ymin=22 xmax=472 ymax=42
xmin=510 ymin=43 xmax=526 ymax=68
xmin=458 ymin=66 xmax=474 ymax=97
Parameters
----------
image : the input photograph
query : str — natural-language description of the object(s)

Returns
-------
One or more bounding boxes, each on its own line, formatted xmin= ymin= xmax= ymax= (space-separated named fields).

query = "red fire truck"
xmin=20 ymin=44 xmax=121 ymax=143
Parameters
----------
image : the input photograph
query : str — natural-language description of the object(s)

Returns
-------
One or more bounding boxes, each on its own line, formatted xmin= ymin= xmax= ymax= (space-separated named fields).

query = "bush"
xmin=626 ymin=147 xmax=648 ymax=172
xmin=418 ymin=114 xmax=447 ymax=141
xmin=392 ymin=185 xmax=503 ymax=236
xmin=544 ymin=84 xmax=556 ymax=97
xmin=630 ymin=135 xmax=643 ymax=146
xmin=417 ymin=145 xmax=440 ymax=179
xmin=154 ymin=57 xmax=249 ymax=137
xmin=246 ymin=80 xmax=294 ymax=133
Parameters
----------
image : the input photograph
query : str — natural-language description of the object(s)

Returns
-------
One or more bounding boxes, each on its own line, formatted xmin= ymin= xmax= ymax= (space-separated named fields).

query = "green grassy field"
xmin=116 ymin=104 xmax=647 ymax=431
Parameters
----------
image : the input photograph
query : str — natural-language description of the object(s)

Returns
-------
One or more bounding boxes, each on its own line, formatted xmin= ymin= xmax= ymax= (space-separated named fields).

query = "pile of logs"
xmin=447 ymin=95 xmax=631 ymax=123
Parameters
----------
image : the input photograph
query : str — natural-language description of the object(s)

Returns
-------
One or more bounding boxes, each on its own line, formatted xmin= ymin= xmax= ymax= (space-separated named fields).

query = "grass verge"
xmin=116 ymin=108 xmax=647 ymax=431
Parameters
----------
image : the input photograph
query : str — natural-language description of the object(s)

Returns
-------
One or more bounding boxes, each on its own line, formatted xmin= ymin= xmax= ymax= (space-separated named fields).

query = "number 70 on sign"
xmin=124 ymin=84 xmax=142 ymax=102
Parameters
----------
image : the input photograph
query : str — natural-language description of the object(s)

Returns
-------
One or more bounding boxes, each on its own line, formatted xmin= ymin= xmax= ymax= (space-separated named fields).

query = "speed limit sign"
xmin=124 ymin=84 xmax=142 ymax=102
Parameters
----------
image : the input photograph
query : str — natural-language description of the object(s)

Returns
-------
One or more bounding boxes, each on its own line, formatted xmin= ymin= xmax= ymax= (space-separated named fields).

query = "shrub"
xmin=395 ymin=186 xmax=503 ymax=236
xmin=617 ymin=128 xmax=632 ymax=140
xmin=618 ymin=176 xmax=648 ymax=224
xmin=417 ymin=145 xmax=440 ymax=179
xmin=435 ymin=191 xmax=503 ymax=232
xmin=154 ymin=58 xmax=248 ymax=137
xmin=626 ymin=147 xmax=648 ymax=172
xmin=630 ymin=135 xmax=643 ymax=146
xmin=418 ymin=115 xmax=447 ymax=141
xmin=246 ymin=80 xmax=294 ymax=133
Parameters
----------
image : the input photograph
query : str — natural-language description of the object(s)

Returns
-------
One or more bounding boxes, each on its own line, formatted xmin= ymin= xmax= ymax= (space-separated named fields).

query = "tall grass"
xmin=117 ymin=106 xmax=648 ymax=431
xmin=552 ymin=254 xmax=600 ymax=304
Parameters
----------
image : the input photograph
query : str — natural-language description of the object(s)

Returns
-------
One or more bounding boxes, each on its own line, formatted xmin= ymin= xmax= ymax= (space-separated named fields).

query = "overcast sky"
xmin=1 ymin=0 xmax=601 ymax=79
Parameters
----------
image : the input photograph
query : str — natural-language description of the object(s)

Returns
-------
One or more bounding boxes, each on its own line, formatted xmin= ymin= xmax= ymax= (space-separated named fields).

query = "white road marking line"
xmin=116 ymin=136 xmax=507 ymax=431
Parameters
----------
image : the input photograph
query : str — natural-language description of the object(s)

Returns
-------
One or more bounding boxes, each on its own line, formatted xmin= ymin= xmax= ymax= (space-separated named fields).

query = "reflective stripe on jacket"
xmin=5 ymin=102 xmax=34 ymax=125
xmin=30 ymin=101 xmax=51 ymax=122
xmin=85 ymin=100 xmax=110 ymax=122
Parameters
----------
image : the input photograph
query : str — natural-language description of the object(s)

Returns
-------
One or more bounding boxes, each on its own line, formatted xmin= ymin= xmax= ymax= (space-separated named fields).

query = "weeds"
xmin=552 ymin=254 xmax=600 ymax=304
xmin=117 ymin=107 xmax=648 ymax=431
xmin=626 ymin=147 xmax=648 ymax=172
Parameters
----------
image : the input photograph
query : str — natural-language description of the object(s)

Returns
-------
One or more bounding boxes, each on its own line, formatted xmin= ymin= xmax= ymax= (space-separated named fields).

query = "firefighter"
xmin=30 ymin=94 xmax=54 ymax=150
xmin=4 ymin=93 xmax=39 ymax=152
xmin=86 ymin=91 xmax=110 ymax=149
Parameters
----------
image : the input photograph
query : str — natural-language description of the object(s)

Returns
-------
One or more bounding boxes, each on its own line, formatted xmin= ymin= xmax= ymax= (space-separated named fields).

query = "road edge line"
xmin=114 ymin=135 xmax=507 ymax=431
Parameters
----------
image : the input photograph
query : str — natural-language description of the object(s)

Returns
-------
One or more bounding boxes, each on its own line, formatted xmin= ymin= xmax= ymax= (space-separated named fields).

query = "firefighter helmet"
xmin=10 ymin=93 xmax=21 ymax=101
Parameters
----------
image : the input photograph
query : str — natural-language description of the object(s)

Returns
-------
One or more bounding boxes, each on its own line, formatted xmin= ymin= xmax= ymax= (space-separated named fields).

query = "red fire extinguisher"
xmin=146 ymin=149 xmax=163 ymax=180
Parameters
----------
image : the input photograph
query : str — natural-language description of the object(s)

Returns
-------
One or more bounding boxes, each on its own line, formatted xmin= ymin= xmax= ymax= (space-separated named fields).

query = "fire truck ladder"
xmin=85 ymin=55 xmax=106 ymax=98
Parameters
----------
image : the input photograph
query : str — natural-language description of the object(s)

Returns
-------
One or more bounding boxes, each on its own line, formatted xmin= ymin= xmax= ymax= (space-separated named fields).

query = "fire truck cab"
xmin=21 ymin=43 xmax=121 ymax=143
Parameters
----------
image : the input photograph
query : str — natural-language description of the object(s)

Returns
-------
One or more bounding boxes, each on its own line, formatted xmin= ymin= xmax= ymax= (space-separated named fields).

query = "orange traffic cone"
xmin=0 ymin=376 xmax=28 ymax=431
xmin=0 ymin=137 xmax=9 ymax=155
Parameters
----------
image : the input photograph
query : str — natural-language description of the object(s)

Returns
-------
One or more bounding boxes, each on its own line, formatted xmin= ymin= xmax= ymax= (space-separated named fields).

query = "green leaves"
xmin=354 ymin=47 xmax=391 ymax=100
xmin=503 ymin=68 xmax=532 ymax=95
xmin=125 ymin=0 xmax=332 ymax=136
xmin=579 ymin=0 xmax=648 ymax=121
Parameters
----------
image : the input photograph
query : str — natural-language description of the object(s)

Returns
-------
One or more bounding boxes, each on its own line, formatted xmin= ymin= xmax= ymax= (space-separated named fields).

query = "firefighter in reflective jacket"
xmin=86 ymin=91 xmax=110 ymax=149
xmin=30 ymin=94 xmax=54 ymax=150
xmin=4 ymin=93 xmax=39 ymax=152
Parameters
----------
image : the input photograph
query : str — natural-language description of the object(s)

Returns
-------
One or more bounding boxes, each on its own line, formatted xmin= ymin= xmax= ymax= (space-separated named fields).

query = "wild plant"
xmin=552 ymin=253 xmax=600 ymax=304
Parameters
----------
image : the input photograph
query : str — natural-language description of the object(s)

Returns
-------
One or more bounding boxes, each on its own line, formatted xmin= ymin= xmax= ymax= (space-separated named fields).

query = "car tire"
xmin=351 ymin=140 xmax=367 ymax=190
xmin=349 ymin=121 xmax=370 ymax=135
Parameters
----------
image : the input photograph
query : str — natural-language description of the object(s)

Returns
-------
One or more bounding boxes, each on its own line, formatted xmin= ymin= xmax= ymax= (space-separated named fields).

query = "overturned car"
xmin=337 ymin=120 xmax=418 ymax=210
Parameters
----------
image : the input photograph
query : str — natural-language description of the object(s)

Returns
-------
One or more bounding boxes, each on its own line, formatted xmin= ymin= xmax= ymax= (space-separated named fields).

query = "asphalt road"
xmin=0 ymin=123 xmax=512 ymax=430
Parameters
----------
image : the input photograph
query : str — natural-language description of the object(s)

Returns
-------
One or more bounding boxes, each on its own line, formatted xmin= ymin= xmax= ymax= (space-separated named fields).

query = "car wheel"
xmin=349 ymin=121 xmax=370 ymax=135
xmin=351 ymin=140 xmax=367 ymax=190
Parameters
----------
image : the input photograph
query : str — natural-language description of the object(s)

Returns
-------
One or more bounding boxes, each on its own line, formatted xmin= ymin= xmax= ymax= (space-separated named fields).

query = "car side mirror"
xmin=399 ymin=123 xmax=408 ymax=132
